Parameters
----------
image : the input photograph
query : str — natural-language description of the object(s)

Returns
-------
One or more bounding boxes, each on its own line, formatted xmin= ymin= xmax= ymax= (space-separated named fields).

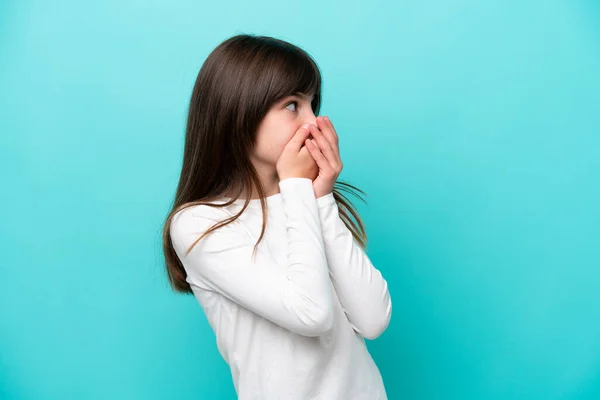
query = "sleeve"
xmin=316 ymin=193 xmax=392 ymax=340
xmin=169 ymin=178 xmax=334 ymax=337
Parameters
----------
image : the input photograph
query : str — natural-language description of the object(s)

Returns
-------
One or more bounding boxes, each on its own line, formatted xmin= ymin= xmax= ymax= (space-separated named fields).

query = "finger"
xmin=316 ymin=117 xmax=341 ymax=165
xmin=316 ymin=116 xmax=337 ymax=146
xmin=325 ymin=117 xmax=342 ymax=166
xmin=324 ymin=116 xmax=339 ymax=142
xmin=288 ymin=124 xmax=312 ymax=150
xmin=305 ymin=138 xmax=331 ymax=172
xmin=309 ymin=124 xmax=333 ymax=156
xmin=309 ymin=124 xmax=339 ymax=167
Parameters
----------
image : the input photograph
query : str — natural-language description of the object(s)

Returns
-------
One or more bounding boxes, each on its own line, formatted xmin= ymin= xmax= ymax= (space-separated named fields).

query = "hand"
xmin=304 ymin=116 xmax=343 ymax=199
xmin=276 ymin=124 xmax=319 ymax=181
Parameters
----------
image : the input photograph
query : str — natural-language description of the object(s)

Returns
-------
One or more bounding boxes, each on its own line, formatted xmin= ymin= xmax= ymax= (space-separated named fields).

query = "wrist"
xmin=315 ymin=190 xmax=333 ymax=199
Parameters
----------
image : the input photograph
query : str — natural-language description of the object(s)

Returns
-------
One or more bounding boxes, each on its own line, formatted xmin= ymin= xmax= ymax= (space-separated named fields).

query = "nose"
xmin=303 ymin=111 xmax=318 ymax=127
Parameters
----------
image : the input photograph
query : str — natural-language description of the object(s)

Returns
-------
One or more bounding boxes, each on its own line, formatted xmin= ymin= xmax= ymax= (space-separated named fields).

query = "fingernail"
xmin=302 ymin=123 xmax=310 ymax=129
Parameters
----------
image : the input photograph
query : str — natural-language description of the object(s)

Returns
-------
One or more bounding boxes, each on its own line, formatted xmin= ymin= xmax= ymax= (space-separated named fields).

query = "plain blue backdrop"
xmin=1 ymin=0 xmax=599 ymax=399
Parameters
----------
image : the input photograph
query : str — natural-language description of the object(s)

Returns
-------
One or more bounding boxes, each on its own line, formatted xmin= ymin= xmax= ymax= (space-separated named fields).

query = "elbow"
xmin=298 ymin=304 xmax=335 ymax=337
xmin=360 ymin=318 xmax=390 ymax=340
xmin=306 ymin=307 xmax=335 ymax=337
xmin=359 ymin=302 xmax=392 ymax=340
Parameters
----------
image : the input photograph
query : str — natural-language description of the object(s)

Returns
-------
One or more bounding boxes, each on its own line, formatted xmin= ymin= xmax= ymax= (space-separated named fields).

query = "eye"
xmin=285 ymin=101 xmax=298 ymax=112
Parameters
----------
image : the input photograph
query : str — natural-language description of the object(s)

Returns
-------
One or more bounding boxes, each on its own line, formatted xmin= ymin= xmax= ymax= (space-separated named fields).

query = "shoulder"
xmin=170 ymin=203 xmax=250 ymax=255
xmin=173 ymin=202 xmax=229 ymax=223
xmin=171 ymin=203 xmax=230 ymax=236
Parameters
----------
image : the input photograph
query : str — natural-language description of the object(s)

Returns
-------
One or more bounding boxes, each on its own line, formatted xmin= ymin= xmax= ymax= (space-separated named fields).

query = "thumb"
xmin=287 ymin=124 xmax=312 ymax=150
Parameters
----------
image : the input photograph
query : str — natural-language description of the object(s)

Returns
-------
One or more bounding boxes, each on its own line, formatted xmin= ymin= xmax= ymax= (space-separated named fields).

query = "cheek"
xmin=255 ymin=124 xmax=297 ymax=161
xmin=275 ymin=129 xmax=301 ymax=157
xmin=252 ymin=132 xmax=285 ymax=163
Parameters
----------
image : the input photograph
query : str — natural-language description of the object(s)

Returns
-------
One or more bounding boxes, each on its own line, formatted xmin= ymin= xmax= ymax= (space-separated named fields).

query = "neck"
xmin=224 ymin=163 xmax=280 ymax=200
xmin=252 ymin=163 xmax=280 ymax=198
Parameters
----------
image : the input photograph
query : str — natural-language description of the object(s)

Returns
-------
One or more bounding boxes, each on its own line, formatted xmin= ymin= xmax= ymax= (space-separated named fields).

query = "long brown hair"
xmin=162 ymin=34 xmax=369 ymax=294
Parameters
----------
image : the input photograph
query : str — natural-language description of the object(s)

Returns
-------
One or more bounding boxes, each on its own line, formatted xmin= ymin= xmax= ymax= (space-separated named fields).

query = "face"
xmin=251 ymin=92 xmax=317 ymax=167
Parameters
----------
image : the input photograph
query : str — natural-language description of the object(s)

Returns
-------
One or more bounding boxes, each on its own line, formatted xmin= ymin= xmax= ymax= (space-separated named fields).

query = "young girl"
xmin=163 ymin=34 xmax=392 ymax=399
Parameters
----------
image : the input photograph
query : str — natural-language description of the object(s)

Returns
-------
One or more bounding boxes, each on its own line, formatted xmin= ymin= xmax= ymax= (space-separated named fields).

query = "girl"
xmin=162 ymin=34 xmax=392 ymax=399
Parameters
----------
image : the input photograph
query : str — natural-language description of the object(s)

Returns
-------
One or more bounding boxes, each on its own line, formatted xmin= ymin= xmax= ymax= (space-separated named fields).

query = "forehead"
xmin=283 ymin=92 xmax=314 ymax=102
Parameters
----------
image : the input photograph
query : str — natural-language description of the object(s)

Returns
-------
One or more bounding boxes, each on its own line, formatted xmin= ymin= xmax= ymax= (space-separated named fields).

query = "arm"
xmin=170 ymin=178 xmax=334 ymax=337
xmin=316 ymin=193 xmax=392 ymax=339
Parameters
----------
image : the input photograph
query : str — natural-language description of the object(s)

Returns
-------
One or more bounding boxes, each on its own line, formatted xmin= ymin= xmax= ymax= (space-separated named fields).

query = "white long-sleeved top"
xmin=170 ymin=177 xmax=392 ymax=400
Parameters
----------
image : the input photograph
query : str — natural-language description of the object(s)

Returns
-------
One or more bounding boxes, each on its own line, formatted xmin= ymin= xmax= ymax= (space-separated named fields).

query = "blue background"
xmin=1 ymin=0 xmax=599 ymax=399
